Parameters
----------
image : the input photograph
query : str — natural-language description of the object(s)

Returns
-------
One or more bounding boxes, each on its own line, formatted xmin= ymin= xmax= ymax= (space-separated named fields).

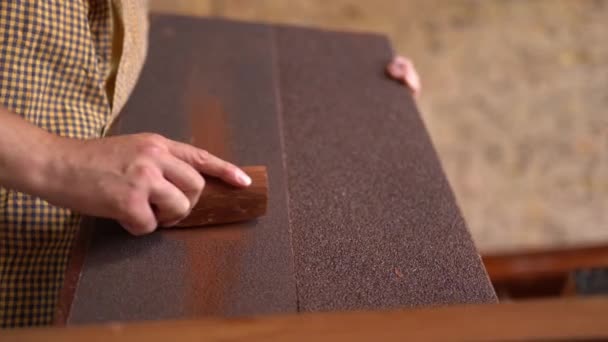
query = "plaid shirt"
xmin=0 ymin=0 xmax=113 ymax=327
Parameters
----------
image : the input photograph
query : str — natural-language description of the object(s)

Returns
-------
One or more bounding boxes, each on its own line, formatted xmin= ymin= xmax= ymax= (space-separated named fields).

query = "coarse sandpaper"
xmin=63 ymin=17 xmax=296 ymax=324
xmin=59 ymin=15 xmax=495 ymax=325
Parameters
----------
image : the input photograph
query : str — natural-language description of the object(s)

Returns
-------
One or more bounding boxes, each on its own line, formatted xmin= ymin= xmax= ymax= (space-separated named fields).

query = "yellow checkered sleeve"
xmin=0 ymin=0 xmax=113 ymax=327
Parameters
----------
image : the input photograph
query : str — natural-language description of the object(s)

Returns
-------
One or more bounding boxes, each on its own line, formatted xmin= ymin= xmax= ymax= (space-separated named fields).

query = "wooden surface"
xmin=9 ymin=297 xmax=608 ymax=341
xmin=484 ymin=244 xmax=608 ymax=282
xmin=483 ymin=244 xmax=608 ymax=298
xmin=176 ymin=166 xmax=268 ymax=227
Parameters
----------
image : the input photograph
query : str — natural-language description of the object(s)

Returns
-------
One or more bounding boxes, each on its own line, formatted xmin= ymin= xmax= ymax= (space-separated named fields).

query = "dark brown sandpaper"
xmin=62 ymin=15 xmax=495 ymax=324
xmin=66 ymin=17 xmax=296 ymax=324
xmin=275 ymin=26 xmax=496 ymax=310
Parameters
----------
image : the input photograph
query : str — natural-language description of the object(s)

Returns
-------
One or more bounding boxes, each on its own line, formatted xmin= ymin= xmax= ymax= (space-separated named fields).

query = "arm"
xmin=0 ymin=105 xmax=251 ymax=235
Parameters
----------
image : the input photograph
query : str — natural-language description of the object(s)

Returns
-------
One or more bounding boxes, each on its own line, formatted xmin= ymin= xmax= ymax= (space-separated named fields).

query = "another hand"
xmin=38 ymin=133 xmax=251 ymax=235
xmin=386 ymin=56 xmax=421 ymax=97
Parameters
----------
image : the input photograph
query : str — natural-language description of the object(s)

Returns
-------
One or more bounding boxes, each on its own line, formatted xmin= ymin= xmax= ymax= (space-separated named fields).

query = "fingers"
xmin=118 ymin=195 xmax=157 ymax=236
xmin=386 ymin=56 xmax=421 ymax=96
xmin=158 ymin=154 xmax=206 ymax=211
xmin=403 ymin=60 xmax=421 ymax=96
xmin=149 ymin=177 xmax=191 ymax=226
xmin=115 ymin=133 xmax=249 ymax=235
xmin=166 ymin=140 xmax=251 ymax=187
xmin=119 ymin=158 xmax=198 ymax=232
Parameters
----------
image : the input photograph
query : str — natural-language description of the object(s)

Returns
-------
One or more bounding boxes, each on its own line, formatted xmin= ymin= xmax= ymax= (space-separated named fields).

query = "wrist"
xmin=0 ymin=107 xmax=66 ymax=198
xmin=27 ymin=133 xmax=70 ymax=199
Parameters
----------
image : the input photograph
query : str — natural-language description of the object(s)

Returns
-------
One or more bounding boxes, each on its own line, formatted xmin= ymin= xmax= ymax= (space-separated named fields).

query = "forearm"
xmin=0 ymin=105 xmax=57 ymax=195
xmin=0 ymin=104 xmax=250 ymax=235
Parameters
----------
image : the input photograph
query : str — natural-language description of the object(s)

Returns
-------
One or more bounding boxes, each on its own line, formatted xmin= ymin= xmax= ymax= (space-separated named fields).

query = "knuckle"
xmin=174 ymin=197 xmax=192 ymax=220
xmin=141 ymin=132 xmax=165 ymax=146
xmin=180 ymin=197 xmax=191 ymax=214
xmin=119 ymin=202 xmax=157 ymax=236
xmin=173 ymin=197 xmax=191 ymax=218
xmin=140 ymin=145 xmax=164 ymax=158
xmin=195 ymin=149 xmax=210 ymax=165
xmin=186 ymin=177 xmax=204 ymax=209
xmin=138 ymin=145 xmax=164 ymax=159
xmin=137 ymin=133 xmax=167 ymax=154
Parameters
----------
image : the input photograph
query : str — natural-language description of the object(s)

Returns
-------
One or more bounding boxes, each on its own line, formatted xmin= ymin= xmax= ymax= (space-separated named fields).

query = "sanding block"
xmin=175 ymin=165 xmax=268 ymax=227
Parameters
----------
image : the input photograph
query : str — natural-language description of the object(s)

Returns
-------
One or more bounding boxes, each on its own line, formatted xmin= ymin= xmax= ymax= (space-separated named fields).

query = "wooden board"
xmin=484 ymin=244 xmax=608 ymax=281
xmin=15 ymin=297 xmax=608 ymax=341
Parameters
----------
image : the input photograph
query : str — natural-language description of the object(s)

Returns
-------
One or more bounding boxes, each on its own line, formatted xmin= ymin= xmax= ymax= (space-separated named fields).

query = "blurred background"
xmin=149 ymin=0 xmax=608 ymax=256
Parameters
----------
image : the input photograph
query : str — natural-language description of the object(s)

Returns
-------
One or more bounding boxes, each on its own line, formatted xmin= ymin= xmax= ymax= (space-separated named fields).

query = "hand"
xmin=38 ymin=133 xmax=251 ymax=235
xmin=386 ymin=56 xmax=421 ymax=97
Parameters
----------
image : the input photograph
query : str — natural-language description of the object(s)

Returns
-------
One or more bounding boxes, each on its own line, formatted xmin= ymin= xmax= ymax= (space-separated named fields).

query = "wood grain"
xmin=10 ymin=297 xmax=608 ymax=341
xmin=175 ymin=166 xmax=268 ymax=227
xmin=483 ymin=244 xmax=608 ymax=282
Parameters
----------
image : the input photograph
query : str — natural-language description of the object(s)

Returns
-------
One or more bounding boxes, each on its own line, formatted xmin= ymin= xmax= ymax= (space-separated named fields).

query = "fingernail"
xmin=236 ymin=170 xmax=252 ymax=186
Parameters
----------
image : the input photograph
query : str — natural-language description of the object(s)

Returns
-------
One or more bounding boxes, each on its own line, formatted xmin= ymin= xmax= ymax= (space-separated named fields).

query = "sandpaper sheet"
xmin=65 ymin=17 xmax=297 ymax=324
xmin=276 ymin=26 xmax=496 ymax=311
xmin=62 ymin=15 xmax=495 ymax=324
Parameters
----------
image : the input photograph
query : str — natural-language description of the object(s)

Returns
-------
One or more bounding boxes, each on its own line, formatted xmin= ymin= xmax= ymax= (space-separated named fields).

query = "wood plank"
xmin=484 ymin=244 xmax=608 ymax=282
xmin=12 ymin=297 xmax=608 ymax=341
xmin=275 ymin=25 xmax=496 ymax=311
xmin=175 ymin=166 xmax=268 ymax=228
xmin=64 ymin=16 xmax=297 ymax=324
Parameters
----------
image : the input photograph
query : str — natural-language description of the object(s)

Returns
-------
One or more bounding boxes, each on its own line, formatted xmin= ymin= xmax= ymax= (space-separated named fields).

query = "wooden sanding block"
xmin=176 ymin=165 xmax=268 ymax=227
